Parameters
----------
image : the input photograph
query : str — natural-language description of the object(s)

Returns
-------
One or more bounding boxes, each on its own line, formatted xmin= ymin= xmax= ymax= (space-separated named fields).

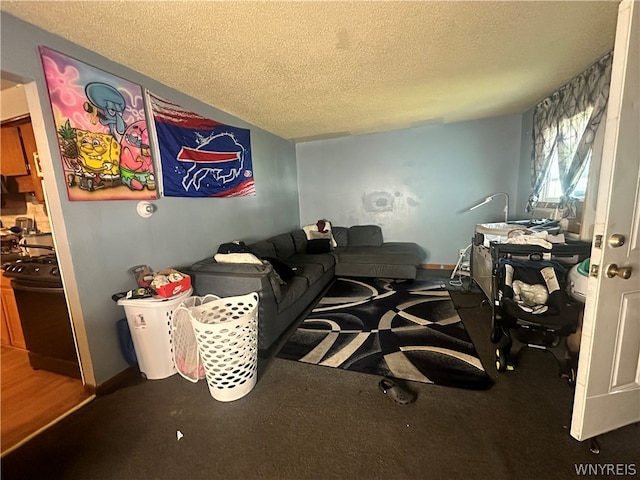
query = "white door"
xmin=571 ymin=0 xmax=640 ymax=441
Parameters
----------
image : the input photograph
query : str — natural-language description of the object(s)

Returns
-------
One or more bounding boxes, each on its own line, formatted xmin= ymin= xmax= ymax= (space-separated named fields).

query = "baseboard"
xmin=95 ymin=365 xmax=143 ymax=396
xmin=420 ymin=264 xmax=456 ymax=270
xmin=27 ymin=352 xmax=81 ymax=379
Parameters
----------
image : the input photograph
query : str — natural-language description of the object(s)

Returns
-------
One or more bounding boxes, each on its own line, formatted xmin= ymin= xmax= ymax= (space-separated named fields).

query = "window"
xmin=542 ymin=152 xmax=591 ymax=201
xmin=540 ymin=106 xmax=594 ymax=202
xmin=529 ymin=52 xmax=611 ymax=216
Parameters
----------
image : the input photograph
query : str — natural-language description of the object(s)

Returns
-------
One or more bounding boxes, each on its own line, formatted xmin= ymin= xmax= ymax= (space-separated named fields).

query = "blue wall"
xmin=2 ymin=13 xmax=538 ymax=385
xmin=1 ymin=14 xmax=300 ymax=384
xmin=296 ymin=115 xmax=524 ymax=264
xmin=516 ymin=108 xmax=535 ymax=215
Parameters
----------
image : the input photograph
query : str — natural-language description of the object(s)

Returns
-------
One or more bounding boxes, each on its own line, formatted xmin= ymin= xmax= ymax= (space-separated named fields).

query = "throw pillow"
xmin=306 ymin=238 xmax=331 ymax=254
xmin=262 ymin=257 xmax=296 ymax=282
xmin=303 ymin=220 xmax=337 ymax=248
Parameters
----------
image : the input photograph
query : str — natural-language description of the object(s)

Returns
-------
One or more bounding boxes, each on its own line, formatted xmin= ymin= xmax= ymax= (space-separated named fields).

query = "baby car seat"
xmin=492 ymin=259 xmax=582 ymax=382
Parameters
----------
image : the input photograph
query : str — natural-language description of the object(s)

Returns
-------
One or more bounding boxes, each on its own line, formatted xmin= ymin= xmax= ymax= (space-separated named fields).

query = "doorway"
xmin=0 ymin=78 xmax=93 ymax=455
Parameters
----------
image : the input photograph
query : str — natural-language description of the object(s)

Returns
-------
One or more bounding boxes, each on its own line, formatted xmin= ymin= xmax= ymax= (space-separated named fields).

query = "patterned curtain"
xmin=527 ymin=52 xmax=613 ymax=216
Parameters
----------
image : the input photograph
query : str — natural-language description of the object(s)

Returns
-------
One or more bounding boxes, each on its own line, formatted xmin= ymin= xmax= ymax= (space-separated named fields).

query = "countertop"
xmin=1 ymin=253 xmax=28 ymax=264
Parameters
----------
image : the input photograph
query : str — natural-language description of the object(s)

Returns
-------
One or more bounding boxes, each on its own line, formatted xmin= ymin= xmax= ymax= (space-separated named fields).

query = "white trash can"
xmin=188 ymin=292 xmax=259 ymax=402
xmin=117 ymin=288 xmax=193 ymax=379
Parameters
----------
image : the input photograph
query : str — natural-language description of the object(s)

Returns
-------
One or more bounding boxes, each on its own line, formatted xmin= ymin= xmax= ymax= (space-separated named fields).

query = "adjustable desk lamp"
xmin=452 ymin=193 xmax=510 ymax=283
xmin=468 ymin=192 xmax=509 ymax=223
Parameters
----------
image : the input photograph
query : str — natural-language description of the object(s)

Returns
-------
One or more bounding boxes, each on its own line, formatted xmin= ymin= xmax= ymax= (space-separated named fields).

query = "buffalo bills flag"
xmin=146 ymin=92 xmax=255 ymax=197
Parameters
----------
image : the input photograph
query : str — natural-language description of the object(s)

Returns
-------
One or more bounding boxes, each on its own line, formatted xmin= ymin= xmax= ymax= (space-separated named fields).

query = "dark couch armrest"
xmin=183 ymin=258 xmax=282 ymax=301
xmin=183 ymin=257 xmax=289 ymax=352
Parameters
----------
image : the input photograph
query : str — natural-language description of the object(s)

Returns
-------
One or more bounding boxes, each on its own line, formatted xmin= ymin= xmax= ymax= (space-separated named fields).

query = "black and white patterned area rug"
xmin=277 ymin=277 xmax=492 ymax=390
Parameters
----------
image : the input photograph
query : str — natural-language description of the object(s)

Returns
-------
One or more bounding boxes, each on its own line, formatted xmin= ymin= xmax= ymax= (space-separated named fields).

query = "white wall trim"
xmin=24 ymin=81 xmax=96 ymax=388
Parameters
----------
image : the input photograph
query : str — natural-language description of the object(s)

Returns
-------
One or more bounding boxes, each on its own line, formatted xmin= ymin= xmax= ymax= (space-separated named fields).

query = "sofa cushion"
xmin=249 ymin=240 xmax=276 ymax=259
xmin=268 ymin=233 xmax=296 ymax=259
xmin=348 ymin=225 xmax=383 ymax=247
xmin=288 ymin=253 xmax=336 ymax=273
xmin=262 ymin=257 xmax=296 ymax=282
xmin=291 ymin=262 xmax=325 ymax=286
xmin=335 ymin=262 xmax=417 ymax=280
xmin=337 ymin=245 xmax=421 ymax=265
xmin=306 ymin=238 xmax=331 ymax=254
xmin=332 ymin=226 xmax=349 ymax=247
xmin=277 ymin=276 xmax=309 ymax=311
xmin=383 ymin=242 xmax=423 ymax=261
xmin=290 ymin=229 xmax=308 ymax=254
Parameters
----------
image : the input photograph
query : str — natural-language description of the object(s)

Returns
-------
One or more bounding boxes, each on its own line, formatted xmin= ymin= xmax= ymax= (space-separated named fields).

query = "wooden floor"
xmin=1 ymin=345 xmax=93 ymax=455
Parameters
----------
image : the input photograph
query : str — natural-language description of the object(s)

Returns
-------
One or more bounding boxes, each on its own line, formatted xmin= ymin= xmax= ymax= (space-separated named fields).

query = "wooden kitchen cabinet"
xmin=0 ymin=125 xmax=29 ymax=176
xmin=1 ymin=272 xmax=26 ymax=349
xmin=1 ymin=301 xmax=11 ymax=346
xmin=0 ymin=119 xmax=44 ymax=203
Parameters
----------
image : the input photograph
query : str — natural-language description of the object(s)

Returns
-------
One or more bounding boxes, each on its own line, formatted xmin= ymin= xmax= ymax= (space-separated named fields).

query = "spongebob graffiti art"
xmin=68 ymin=129 xmax=122 ymax=192
xmin=39 ymin=46 xmax=157 ymax=201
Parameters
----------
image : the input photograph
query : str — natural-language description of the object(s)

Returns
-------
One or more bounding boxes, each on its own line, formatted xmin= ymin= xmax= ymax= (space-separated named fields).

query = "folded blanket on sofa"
xmin=303 ymin=219 xmax=337 ymax=248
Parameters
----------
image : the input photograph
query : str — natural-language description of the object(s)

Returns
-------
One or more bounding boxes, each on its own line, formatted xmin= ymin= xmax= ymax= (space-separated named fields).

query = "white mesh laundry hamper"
xmin=188 ymin=292 xmax=259 ymax=402
xmin=117 ymin=288 xmax=193 ymax=379
xmin=172 ymin=294 xmax=220 ymax=383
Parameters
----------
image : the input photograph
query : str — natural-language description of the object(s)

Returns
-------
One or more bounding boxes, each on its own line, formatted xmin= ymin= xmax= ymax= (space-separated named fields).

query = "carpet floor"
xmin=1 ymin=271 xmax=638 ymax=480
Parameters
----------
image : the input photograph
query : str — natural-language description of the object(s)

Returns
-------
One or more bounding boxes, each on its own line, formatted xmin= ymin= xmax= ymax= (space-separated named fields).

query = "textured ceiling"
xmin=1 ymin=1 xmax=619 ymax=142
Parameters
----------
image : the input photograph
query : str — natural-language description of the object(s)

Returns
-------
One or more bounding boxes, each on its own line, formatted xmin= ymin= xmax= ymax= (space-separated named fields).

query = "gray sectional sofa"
xmin=183 ymin=225 xmax=423 ymax=354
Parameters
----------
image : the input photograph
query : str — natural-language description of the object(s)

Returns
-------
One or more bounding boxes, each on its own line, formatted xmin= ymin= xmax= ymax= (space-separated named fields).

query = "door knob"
xmin=608 ymin=234 xmax=626 ymax=248
xmin=606 ymin=264 xmax=632 ymax=279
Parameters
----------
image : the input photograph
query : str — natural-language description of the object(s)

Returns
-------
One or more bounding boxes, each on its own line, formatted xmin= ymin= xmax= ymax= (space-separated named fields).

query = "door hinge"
xmin=594 ymin=235 xmax=603 ymax=248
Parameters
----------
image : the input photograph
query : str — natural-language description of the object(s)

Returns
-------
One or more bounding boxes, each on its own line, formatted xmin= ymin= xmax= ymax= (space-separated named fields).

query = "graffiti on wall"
xmin=39 ymin=46 xmax=157 ymax=201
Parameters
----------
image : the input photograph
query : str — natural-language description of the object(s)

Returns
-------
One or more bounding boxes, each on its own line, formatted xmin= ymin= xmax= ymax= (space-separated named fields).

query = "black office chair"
xmin=491 ymin=258 xmax=581 ymax=381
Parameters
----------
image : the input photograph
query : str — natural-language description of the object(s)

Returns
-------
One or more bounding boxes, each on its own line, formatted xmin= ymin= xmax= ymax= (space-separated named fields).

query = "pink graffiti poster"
xmin=39 ymin=46 xmax=157 ymax=201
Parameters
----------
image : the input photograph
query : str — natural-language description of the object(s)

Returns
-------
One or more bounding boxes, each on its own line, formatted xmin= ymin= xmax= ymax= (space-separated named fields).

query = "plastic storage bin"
xmin=188 ymin=292 xmax=259 ymax=402
xmin=117 ymin=288 xmax=193 ymax=379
